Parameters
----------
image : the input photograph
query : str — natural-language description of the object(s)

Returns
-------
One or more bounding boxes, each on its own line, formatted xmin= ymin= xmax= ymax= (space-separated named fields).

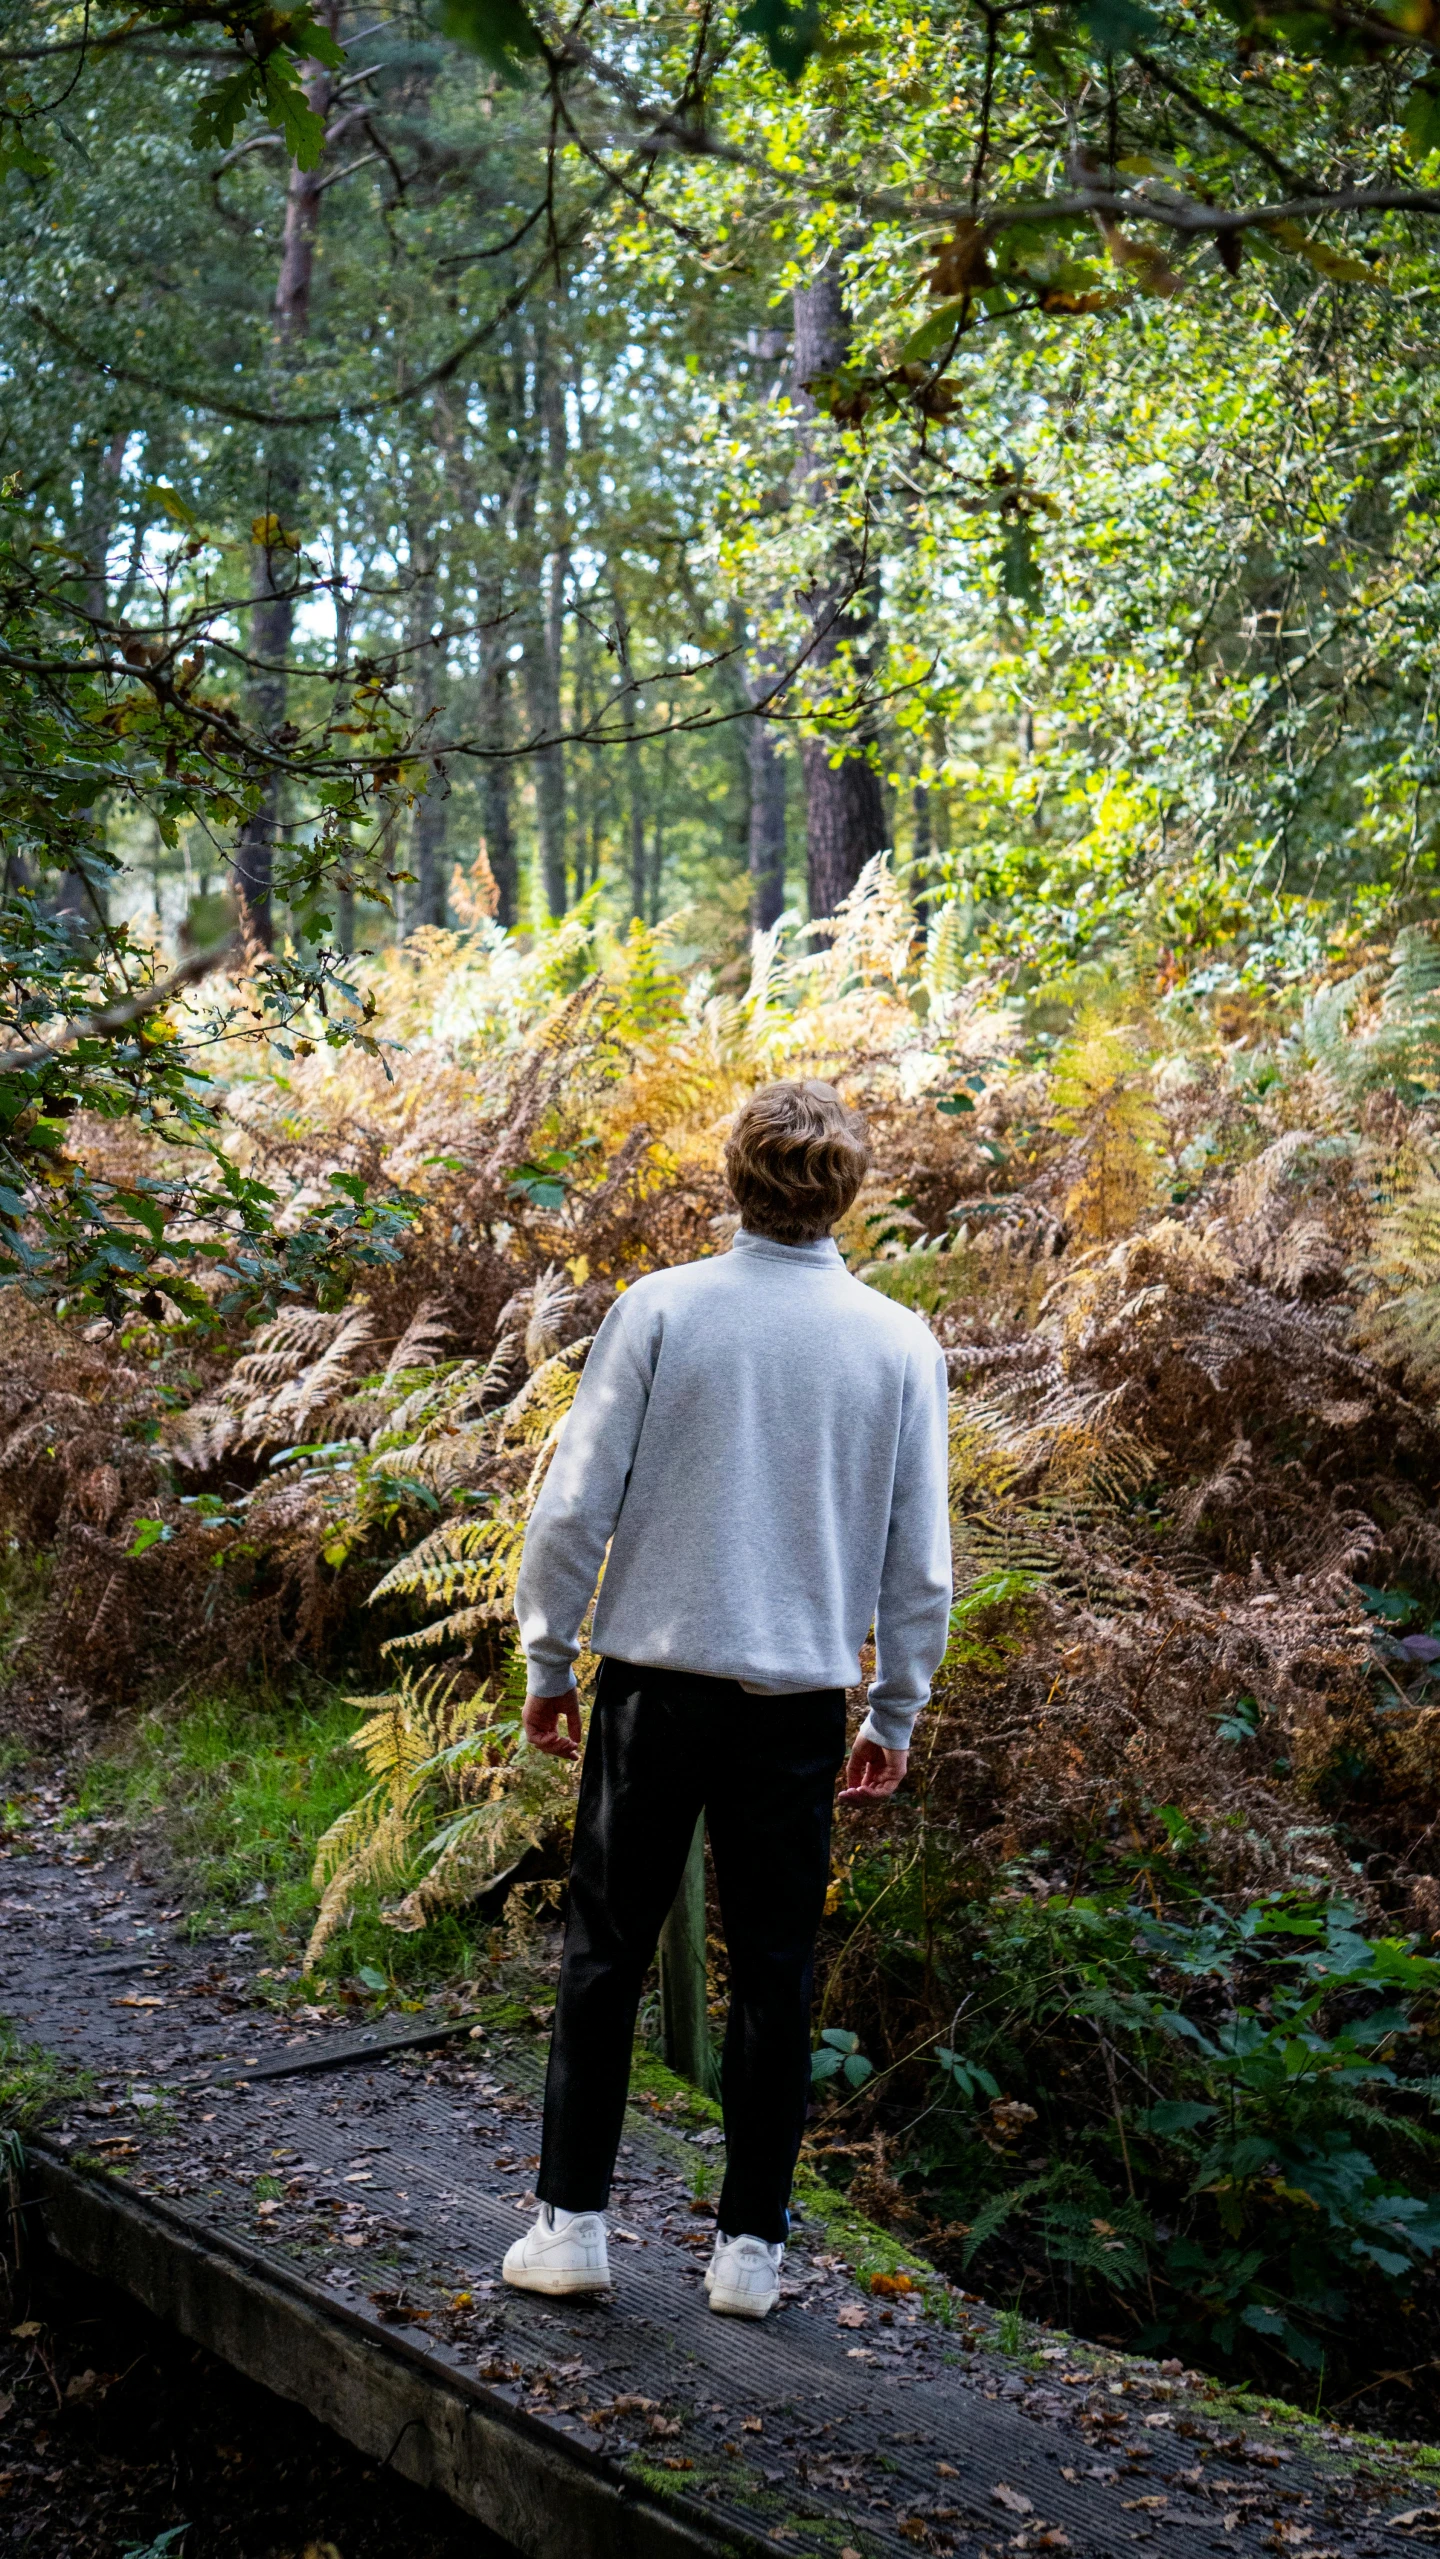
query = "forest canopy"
xmin=3 ymin=0 xmax=1438 ymax=1001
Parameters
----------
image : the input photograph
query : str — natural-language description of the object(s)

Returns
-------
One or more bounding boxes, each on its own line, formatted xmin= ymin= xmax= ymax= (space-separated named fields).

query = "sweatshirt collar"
xmin=733 ymin=1227 xmax=843 ymax=1269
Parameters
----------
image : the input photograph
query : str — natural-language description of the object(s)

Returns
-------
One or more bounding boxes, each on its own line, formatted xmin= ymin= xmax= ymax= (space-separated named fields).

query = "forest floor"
xmin=5 ymin=1760 xmax=1440 ymax=2559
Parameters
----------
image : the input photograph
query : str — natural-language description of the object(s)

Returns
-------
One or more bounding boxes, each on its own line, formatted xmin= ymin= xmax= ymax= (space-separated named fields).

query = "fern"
xmin=307 ymin=1666 xmax=468 ymax=1964
xmin=305 ymin=1657 xmax=577 ymax=1962
xmin=1356 ymin=1148 xmax=1440 ymax=1397
xmin=1050 ymin=1019 xmax=1166 ymax=1243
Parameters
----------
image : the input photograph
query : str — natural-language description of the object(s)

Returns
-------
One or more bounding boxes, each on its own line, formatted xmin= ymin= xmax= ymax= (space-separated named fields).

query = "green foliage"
xmin=909 ymin=1885 xmax=1440 ymax=2373
xmin=737 ymin=0 xmax=824 ymax=84
xmin=72 ymin=1686 xmax=486 ymax=1986
xmin=812 ymin=2025 xmax=874 ymax=2089
xmin=0 ymin=490 xmax=416 ymax=1327
xmin=442 ymin=0 xmax=547 ymax=82
xmin=120 ymin=2528 xmax=190 ymax=2559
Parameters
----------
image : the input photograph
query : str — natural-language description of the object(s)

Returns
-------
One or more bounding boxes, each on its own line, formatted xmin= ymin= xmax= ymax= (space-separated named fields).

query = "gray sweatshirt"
xmin=514 ymin=1227 xmax=952 ymax=1751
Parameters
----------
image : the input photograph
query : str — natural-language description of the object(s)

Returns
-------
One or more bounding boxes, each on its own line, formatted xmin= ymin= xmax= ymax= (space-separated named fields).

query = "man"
xmin=504 ymin=1078 xmax=951 ymax=2319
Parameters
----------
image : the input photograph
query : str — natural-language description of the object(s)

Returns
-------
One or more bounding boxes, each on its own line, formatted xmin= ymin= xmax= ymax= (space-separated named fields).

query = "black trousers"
xmin=536 ymin=1658 xmax=847 ymax=2245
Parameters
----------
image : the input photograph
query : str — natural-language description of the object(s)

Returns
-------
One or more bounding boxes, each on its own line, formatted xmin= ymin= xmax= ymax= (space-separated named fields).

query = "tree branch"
xmin=1130 ymin=49 xmax=1306 ymax=191
xmin=0 ymin=938 xmax=240 ymax=1076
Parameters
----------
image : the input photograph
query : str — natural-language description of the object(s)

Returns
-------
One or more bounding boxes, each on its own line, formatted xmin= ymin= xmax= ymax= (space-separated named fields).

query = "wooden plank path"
xmin=2 ymin=1791 xmax=1431 ymax=2559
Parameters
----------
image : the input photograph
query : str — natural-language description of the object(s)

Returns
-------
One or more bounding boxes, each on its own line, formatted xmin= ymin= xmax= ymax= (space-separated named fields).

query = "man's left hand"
xmin=839 ymin=1738 xmax=908 ymax=1806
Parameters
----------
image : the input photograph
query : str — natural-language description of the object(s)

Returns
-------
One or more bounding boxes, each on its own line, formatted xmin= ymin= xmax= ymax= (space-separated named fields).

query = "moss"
xmin=627 ymin=2052 xmax=723 ymax=2123
xmin=623 ymin=2457 xmax=702 ymax=2499
xmin=790 ymin=2163 xmax=936 ymax=2291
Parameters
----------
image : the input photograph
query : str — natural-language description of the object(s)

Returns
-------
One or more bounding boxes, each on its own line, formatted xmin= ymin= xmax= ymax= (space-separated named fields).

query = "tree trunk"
xmin=406 ymin=511 xmax=447 ymax=931
xmin=623 ymin=678 xmax=647 ymax=922
xmin=520 ymin=311 xmax=568 ymax=919
xmin=330 ymin=551 xmax=358 ymax=956
xmin=479 ymin=617 xmax=518 ymax=929
xmin=63 ymin=426 xmax=131 ymax=933
xmin=649 ymin=728 xmax=674 ymax=923
xmin=234 ymin=10 xmax=338 ymax=946
xmin=793 ymin=274 xmax=888 ymax=920
xmin=912 ymin=762 xmax=934 ymax=924
xmin=438 ymin=373 xmax=516 ymax=930
xmin=234 ymin=528 xmax=295 ymax=945
xmin=745 ymin=684 xmax=787 ymax=930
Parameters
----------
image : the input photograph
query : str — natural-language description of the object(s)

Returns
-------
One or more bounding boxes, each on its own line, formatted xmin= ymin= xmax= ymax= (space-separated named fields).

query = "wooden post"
xmin=657 ymin=1817 xmax=719 ymax=2096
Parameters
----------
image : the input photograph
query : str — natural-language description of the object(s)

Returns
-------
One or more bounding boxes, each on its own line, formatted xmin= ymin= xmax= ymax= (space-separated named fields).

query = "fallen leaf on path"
xmin=836 ymin=2305 xmax=868 ymax=2328
xmin=991 ymin=2484 xmax=1033 ymax=2515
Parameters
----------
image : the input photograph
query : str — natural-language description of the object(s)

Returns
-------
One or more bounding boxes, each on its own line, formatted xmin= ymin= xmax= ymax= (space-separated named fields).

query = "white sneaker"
xmin=502 ymin=2203 xmax=611 ymax=2297
xmin=705 ymin=2230 xmax=784 ymax=2319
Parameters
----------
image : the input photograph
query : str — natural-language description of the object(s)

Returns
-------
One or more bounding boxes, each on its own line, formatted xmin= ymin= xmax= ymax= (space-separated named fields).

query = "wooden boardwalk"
xmin=1 ymin=1797 xmax=1427 ymax=2559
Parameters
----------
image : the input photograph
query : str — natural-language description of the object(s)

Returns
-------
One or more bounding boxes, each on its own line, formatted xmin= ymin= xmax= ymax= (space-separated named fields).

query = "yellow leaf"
xmin=251 ymin=511 xmax=303 ymax=551
xmin=1267 ymin=219 xmax=1377 ymax=283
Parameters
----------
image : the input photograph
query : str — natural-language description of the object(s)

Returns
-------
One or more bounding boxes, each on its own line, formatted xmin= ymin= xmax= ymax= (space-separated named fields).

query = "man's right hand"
xmin=523 ymin=1687 xmax=582 ymax=1759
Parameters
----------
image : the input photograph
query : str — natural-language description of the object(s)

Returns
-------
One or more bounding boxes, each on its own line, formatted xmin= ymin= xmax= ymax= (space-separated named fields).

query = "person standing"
xmin=503 ymin=1079 xmax=951 ymax=2318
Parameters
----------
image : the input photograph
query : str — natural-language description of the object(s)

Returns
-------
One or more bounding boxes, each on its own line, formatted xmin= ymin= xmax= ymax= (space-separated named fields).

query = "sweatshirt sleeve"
xmin=858 ymin=1339 xmax=952 ymax=1753
xmin=514 ymin=1293 xmax=653 ymax=1696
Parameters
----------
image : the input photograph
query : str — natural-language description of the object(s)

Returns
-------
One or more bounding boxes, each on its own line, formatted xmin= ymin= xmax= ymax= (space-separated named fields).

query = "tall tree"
xmin=232 ymin=8 xmax=342 ymax=946
xmin=405 ymin=497 xmax=448 ymax=931
xmin=792 ymin=275 xmax=888 ymax=919
xmin=744 ymin=667 xmax=788 ymax=931
xmin=519 ymin=311 xmax=569 ymax=918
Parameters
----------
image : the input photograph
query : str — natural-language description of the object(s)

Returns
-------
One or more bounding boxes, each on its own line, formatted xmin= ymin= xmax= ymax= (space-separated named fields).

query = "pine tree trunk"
xmin=623 ymin=676 xmax=647 ymax=922
xmin=406 ymin=511 xmax=447 ymax=930
xmin=480 ymin=622 xmax=517 ymax=929
xmin=792 ymin=274 xmax=888 ymax=920
xmin=520 ymin=311 xmax=568 ymax=919
xmin=745 ymin=694 xmax=788 ymax=930
xmin=439 ymin=375 xmax=516 ymax=930
xmin=234 ymin=10 xmax=338 ymax=946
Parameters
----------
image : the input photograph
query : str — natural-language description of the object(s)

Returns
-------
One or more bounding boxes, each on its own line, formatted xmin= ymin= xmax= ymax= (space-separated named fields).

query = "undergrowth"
xmin=71 ymin=1687 xmax=497 ymax=1997
xmin=12 ymin=875 xmax=1440 ymax=2428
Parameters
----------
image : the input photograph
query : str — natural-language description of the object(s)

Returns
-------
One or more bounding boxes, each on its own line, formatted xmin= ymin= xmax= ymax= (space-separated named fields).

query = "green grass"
xmin=1 ymin=2016 xmax=90 ymax=2132
xmin=72 ymin=1683 xmax=491 ymax=1994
